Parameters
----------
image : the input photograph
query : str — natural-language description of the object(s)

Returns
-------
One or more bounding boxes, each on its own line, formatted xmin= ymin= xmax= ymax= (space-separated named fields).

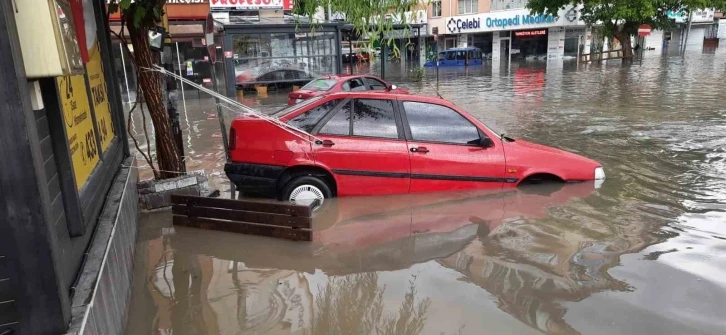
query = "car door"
xmin=312 ymin=98 xmax=410 ymax=196
xmin=400 ymin=100 xmax=506 ymax=193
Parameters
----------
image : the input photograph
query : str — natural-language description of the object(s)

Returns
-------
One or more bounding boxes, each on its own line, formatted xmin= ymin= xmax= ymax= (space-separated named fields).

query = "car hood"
xmin=504 ymin=138 xmax=600 ymax=166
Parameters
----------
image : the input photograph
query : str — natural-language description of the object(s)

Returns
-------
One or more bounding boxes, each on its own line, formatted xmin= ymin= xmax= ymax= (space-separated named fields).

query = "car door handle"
xmin=410 ymin=147 xmax=429 ymax=153
xmin=315 ymin=139 xmax=335 ymax=147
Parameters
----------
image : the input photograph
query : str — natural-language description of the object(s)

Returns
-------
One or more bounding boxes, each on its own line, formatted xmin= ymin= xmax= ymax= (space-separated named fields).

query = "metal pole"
xmin=119 ymin=43 xmax=131 ymax=104
xmin=380 ymin=32 xmax=386 ymax=79
xmin=175 ymin=42 xmax=187 ymax=114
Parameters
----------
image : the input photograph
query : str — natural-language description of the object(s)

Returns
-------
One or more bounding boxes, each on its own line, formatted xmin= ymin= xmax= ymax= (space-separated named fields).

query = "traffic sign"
xmin=638 ymin=24 xmax=652 ymax=37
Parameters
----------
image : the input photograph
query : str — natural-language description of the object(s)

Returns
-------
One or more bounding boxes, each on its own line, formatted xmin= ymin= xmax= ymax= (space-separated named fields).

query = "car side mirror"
xmin=480 ymin=137 xmax=494 ymax=148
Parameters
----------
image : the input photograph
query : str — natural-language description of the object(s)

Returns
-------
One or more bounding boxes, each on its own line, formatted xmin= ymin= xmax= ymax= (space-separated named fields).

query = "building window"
xmin=491 ymin=0 xmax=528 ymax=11
xmin=432 ymin=0 xmax=442 ymax=17
xmin=459 ymin=0 xmax=478 ymax=14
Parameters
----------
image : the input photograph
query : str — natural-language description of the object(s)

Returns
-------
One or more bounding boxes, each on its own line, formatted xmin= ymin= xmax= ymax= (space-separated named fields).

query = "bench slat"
xmin=171 ymin=205 xmax=311 ymax=229
xmin=170 ymin=194 xmax=313 ymax=217
xmin=173 ymin=215 xmax=312 ymax=241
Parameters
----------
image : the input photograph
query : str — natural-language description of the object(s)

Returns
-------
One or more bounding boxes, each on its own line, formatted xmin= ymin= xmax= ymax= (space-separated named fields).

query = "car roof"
xmin=317 ymin=73 xmax=382 ymax=80
xmin=322 ymin=91 xmax=452 ymax=105
xmin=442 ymin=47 xmax=481 ymax=51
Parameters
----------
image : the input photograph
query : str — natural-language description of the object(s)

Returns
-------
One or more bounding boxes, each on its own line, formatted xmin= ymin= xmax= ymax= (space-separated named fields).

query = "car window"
xmin=348 ymin=79 xmax=367 ymax=92
xmin=287 ymin=99 xmax=341 ymax=132
xmin=446 ymin=51 xmax=455 ymax=60
xmin=301 ymin=78 xmax=338 ymax=91
xmin=438 ymin=52 xmax=446 ymax=61
xmin=272 ymin=95 xmax=325 ymax=117
xmin=319 ymin=102 xmax=351 ymax=136
xmin=352 ymin=99 xmax=398 ymax=139
xmin=403 ymin=101 xmax=480 ymax=145
xmin=364 ymin=77 xmax=387 ymax=90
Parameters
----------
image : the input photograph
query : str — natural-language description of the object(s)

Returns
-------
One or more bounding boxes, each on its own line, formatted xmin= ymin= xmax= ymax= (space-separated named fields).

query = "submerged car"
xmin=287 ymin=74 xmax=408 ymax=105
xmin=225 ymin=92 xmax=605 ymax=205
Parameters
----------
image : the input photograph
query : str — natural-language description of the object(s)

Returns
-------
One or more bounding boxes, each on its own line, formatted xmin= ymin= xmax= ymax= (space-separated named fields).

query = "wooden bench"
xmin=170 ymin=194 xmax=316 ymax=241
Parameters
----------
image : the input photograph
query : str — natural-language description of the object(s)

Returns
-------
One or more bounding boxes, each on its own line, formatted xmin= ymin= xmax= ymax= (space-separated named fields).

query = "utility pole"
xmin=162 ymin=4 xmax=185 ymax=172
xmin=682 ymin=9 xmax=692 ymax=54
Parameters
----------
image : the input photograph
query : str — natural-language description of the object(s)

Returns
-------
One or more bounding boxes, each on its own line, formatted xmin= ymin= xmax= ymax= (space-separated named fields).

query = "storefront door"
xmin=500 ymin=39 xmax=510 ymax=62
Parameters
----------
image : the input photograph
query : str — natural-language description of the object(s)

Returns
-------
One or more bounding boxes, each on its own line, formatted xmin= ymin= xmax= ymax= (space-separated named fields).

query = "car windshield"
xmin=272 ymin=95 xmax=325 ymax=118
xmin=301 ymin=78 xmax=338 ymax=91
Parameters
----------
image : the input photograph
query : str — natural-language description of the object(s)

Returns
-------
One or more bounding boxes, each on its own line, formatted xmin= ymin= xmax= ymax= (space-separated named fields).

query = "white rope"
xmin=142 ymin=66 xmax=323 ymax=144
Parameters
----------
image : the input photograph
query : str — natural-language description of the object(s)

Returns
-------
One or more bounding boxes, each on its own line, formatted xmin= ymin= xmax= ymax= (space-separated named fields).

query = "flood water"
xmin=125 ymin=50 xmax=726 ymax=335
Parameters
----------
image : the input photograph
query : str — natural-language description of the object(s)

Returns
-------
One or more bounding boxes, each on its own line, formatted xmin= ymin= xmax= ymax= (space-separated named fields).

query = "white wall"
xmin=644 ymin=30 xmax=664 ymax=53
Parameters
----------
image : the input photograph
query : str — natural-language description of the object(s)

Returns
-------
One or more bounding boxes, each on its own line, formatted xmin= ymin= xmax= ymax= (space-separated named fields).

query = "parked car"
xmin=225 ymin=92 xmax=605 ymax=205
xmin=424 ymin=47 xmax=483 ymax=67
xmin=236 ymin=68 xmax=315 ymax=90
xmin=287 ymin=74 xmax=409 ymax=105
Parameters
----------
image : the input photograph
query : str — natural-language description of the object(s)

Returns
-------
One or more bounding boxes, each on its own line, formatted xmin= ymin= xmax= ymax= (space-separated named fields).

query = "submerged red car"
xmin=225 ymin=92 xmax=605 ymax=205
xmin=287 ymin=74 xmax=408 ymax=105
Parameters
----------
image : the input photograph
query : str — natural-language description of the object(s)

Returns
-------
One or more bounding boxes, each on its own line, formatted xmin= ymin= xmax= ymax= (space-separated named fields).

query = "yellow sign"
xmin=56 ymin=74 xmax=100 ymax=190
xmin=86 ymin=42 xmax=115 ymax=151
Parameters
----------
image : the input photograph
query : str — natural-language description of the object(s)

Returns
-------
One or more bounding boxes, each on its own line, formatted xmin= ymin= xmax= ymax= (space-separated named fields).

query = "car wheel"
xmin=280 ymin=176 xmax=332 ymax=209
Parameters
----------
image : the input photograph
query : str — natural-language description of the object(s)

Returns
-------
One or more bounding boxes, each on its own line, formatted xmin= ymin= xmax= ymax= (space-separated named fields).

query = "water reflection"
xmin=126 ymin=183 xmax=660 ymax=334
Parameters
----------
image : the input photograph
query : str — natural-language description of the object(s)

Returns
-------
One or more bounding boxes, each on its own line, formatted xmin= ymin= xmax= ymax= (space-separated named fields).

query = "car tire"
xmin=280 ymin=175 xmax=333 ymax=208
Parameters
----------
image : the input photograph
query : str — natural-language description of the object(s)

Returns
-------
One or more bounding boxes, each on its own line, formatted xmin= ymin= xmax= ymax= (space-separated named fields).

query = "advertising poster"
xmin=86 ymin=41 xmax=115 ymax=152
xmin=56 ymin=74 xmax=100 ymax=190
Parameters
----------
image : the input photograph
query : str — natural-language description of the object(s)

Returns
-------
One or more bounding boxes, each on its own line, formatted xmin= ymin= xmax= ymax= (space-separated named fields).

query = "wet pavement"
xmin=125 ymin=50 xmax=726 ymax=335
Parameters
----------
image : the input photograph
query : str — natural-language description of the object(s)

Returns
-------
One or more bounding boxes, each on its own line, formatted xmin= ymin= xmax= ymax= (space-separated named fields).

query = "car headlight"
xmin=594 ymin=167 xmax=606 ymax=180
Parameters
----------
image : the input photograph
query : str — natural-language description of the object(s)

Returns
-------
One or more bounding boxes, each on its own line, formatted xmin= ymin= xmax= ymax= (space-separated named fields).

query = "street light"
xmin=147 ymin=26 xmax=167 ymax=51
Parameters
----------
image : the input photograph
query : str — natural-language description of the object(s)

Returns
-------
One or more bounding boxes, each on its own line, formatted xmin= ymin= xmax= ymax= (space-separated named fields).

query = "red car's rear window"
xmin=301 ymin=79 xmax=338 ymax=91
xmin=272 ymin=95 xmax=325 ymax=118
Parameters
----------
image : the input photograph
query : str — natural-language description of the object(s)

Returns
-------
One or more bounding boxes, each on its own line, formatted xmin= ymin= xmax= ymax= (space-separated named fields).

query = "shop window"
xmin=459 ymin=0 xmax=478 ymax=14
xmin=432 ymin=0 xmax=442 ymax=17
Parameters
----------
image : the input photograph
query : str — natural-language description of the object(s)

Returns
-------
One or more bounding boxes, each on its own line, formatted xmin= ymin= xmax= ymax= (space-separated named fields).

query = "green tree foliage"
xmin=526 ymin=0 xmax=726 ymax=58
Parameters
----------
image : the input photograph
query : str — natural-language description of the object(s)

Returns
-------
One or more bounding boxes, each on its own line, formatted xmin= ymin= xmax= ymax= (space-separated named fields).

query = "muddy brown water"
xmin=125 ymin=52 xmax=726 ymax=335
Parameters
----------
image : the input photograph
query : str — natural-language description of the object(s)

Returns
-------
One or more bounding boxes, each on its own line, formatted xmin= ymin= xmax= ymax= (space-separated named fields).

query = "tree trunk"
xmin=126 ymin=21 xmax=183 ymax=179
xmin=613 ymin=31 xmax=633 ymax=59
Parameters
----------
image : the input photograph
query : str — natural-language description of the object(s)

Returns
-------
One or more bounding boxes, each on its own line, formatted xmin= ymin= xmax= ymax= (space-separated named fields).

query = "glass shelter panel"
xmin=232 ymin=32 xmax=337 ymax=89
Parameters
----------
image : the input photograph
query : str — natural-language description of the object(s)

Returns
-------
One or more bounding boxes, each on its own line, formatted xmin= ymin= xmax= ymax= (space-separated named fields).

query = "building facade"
xmin=426 ymin=0 xmax=589 ymax=64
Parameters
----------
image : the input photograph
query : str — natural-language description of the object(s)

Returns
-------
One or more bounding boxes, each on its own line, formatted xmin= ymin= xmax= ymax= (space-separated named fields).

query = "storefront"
xmin=430 ymin=6 xmax=586 ymax=63
xmin=108 ymin=1 xmax=213 ymax=102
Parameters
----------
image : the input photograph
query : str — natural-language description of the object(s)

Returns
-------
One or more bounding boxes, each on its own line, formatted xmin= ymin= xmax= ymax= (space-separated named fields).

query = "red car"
xmin=225 ymin=92 xmax=605 ymax=205
xmin=287 ymin=74 xmax=408 ymax=105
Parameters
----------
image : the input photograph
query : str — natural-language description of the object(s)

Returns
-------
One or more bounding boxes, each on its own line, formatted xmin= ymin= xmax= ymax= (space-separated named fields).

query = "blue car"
xmin=424 ymin=47 xmax=483 ymax=67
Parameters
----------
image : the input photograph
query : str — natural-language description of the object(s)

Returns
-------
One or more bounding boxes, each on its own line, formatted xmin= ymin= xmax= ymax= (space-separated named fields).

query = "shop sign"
xmin=210 ymin=0 xmax=293 ymax=10
xmin=443 ymin=6 xmax=583 ymax=34
xmin=106 ymin=0 xmax=207 ymax=3
xmin=514 ymin=29 xmax=547 ymax=37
